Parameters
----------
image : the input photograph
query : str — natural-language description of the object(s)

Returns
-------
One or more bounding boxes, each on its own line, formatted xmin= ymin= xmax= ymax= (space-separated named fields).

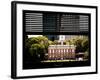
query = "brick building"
xmin=48 ymin=45 xmax=76 ymax=60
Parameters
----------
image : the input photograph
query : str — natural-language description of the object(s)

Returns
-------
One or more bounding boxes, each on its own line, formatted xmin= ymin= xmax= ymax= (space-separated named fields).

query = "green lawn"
xmin=41 ymin=59 xmax=88 ymax=63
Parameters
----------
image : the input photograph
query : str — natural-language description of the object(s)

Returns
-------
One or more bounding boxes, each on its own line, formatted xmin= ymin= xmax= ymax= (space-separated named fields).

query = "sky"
xmin=28 ymin=35 xmax=42 ymax=38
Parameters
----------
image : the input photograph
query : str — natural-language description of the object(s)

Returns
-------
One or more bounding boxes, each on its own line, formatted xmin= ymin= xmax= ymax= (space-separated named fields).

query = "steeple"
xmin=59 ymin=35 xmax=65 ymax=45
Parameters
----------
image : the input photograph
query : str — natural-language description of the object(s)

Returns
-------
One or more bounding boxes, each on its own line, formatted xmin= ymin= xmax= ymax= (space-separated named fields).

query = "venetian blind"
xmin=24 ymin=12 xmax=89 ymax=33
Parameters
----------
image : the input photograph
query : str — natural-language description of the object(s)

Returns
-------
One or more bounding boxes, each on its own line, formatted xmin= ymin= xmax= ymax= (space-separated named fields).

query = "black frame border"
xmin=11 ymin=1 xmax=98 ymax=79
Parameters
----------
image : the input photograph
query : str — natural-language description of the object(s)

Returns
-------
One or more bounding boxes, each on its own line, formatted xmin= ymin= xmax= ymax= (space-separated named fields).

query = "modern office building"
xmin=24 ymin=12 xmax=89 ymax=33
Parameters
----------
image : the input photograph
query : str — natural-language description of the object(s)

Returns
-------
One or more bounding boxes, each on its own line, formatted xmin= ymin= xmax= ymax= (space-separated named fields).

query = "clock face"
xmin=59 ymin=35 xmax=65 ymax=41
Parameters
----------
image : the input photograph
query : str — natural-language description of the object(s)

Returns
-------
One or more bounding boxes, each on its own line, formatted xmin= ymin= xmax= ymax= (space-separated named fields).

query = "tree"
xmin=82 ymin=37 xmax=89 ymax=52
xmin=30 ymin=43 xmax=45 ymax=62
xmin=25 ymin=35 xmax=50 ymax=61
xmin=53 ymin=40 xmax=58 ymax=45
xmin=65 ymin=36 xmax=89 ymax=53
xmin=74 ymin=38 xmax=83 ymax=53
xmin=48 ymin=40 xmax=54 ymax=45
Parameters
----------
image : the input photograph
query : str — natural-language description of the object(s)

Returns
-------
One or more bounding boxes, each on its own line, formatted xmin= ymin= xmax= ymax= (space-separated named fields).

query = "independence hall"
xmin=47 ymin=35 xmax=76 ymax=60
xmin=48 ymin=45 xmax=76 ymax=60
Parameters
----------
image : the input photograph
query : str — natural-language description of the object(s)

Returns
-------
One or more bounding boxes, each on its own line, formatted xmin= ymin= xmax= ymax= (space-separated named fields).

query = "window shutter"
xmin=24 ymin=11 xmax=89 ymax=33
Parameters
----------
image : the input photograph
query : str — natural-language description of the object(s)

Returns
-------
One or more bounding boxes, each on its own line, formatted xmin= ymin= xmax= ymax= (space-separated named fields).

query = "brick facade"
xmin=48 ymin=45 xmax=76 ymax=60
